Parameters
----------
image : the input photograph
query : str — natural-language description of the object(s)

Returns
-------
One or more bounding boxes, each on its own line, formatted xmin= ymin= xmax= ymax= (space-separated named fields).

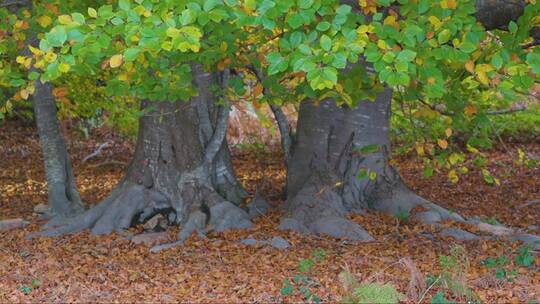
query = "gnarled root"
xmin=31 ymin=184 xmax=173 ymax=238
xmin=279 ymin=170 xmax=374 ymax=241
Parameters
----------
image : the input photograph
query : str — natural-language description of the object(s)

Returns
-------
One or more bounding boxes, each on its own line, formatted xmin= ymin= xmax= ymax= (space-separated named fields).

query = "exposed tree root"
xmin=279 ymin=170 xmax=374 ymax=241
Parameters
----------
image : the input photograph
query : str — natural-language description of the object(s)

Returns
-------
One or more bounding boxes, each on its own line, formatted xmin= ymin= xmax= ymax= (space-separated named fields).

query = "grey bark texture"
xmin=281 ymin=68 xmax=462 ymax=240
xmin=32 ymin=80 xmax=85 ymax=217
xmin=17 ymin=0 xmax=86 ymax=218
xmin=36 ymin=67 xmax=249 ymax=239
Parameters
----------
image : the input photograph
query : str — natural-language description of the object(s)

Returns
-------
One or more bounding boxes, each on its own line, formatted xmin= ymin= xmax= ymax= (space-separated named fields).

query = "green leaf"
xmin=396 ymin=50 xmax=417 ymax=62
xmin=526 ymin=52 xmax=540 ymax=74
xmin=45 ymin=26 xmax=68 ymax=47
xmin=287 ymin=14 xmax=304 ymax=29
xmin=297 ymin=0 xmax=314 ymax=9
xmin=119 ymin=0 xmax=130 ymax=11
xmin=320 ymin=35 xmax=332 ymax=51
xmin=459 ymin=42 xmax=477 ymax=53
xmin=437 ymin=29 xmax=451 ymax=44
xmin=71 ymin=13 xmax=85 ymax=25
xmin=316 ymin=21 xmax=331 ymax=32
xmin=508 ymin=21 xmax=517 ymax=33
xmin=124 ymin=48 xmax=140 ymax=62
xmin=267 ymin=52 xmax=288 ymax=75
xmin=280 ymin=279 xmax=293 ymax=296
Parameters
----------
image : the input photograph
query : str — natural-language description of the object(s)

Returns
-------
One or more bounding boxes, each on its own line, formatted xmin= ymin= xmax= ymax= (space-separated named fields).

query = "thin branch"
xmin=0 ymin=0 xmax=28 ymax=8
xmin=486 ymin=104 xmax=528 ymax=115
xmin=249 ymin=65 xmax=293 ymax=164
xmin=517 ymin=199 xmax=540 ymax=210
xmin=203 ymin=68 xmax=231 ymax=164
xmin=82 ymin=142 xmax=111 ymax=163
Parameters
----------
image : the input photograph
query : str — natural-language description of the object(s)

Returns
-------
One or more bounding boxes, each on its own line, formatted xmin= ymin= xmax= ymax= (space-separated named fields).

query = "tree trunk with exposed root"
xmin=37 ymin=68 xmax=250 ymax=241
xmin=280 ymin=70 xmax=463 ymax=241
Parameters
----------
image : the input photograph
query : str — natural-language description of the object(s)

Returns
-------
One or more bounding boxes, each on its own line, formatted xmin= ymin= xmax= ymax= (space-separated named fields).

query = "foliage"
xmin=2 ymin=0 xmax=539 ymax=186
xmin=437 ymin=245 xmax=477 ymax=302
xmin=515 ymin=245 xmax=535 ymax=268
xmin=19 ymin=279 xmax=41 ymax=295
xmin=481 ymin=244 xmax=536 ymax=282
xmin=280 ymin=249 xmax=326 ymax=303
xmin=349 ymin=283 xmax=403 ymax=304
xmin=395 ymin=208 xmax=410 ymax=224
xmin=340 ymin=271 xmax=403 ymax=304
xmin=481 ymin=217 xmax=501 ymax=226
xmin=481 ymin=254 xmax=518 ymax=282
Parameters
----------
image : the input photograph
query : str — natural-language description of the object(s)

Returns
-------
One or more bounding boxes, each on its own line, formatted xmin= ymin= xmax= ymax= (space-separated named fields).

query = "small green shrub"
xmin=350 ymin=283 xmax=403 ymax=304
xmin=438 ymin=245 xmax=477 ymax=301
xmin=280 ymin=249 xmax=326 ymax=303
xmin=396 ymin=208 xmax=411 ymax=224
xmin=482 ymin=217 xmax=501 ymax=226
xmin=516 ymin=245 xmax=535 ymax=267
xmin=340 ymin=271 xmax=403 ymax=304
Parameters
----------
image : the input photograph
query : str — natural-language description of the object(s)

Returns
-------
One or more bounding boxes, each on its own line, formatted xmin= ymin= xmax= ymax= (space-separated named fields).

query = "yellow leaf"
xmin=220 ymin=42 xmax=228 ymax=52
xmin=445 ymin=128 xmax=453 ymax=138
xmin=448 ymin=169 xmax=459 ymax=183
xmin=161 ymin=41 xmax=173 ymax=51
xmin=16 ymin=56 xmax=26 ymax=64
xmin=23 ymin=57 xmax=32 ymax=69
xmin=44 ymin=52 xmax=57 ymax=63
xmin=20 ymin=89 xmax=29 ymax=100
xmin=476 ymin=71 xmax=489 ymax=85
xmin=58 ymin=15 xmax=72 ymax=25
xmin=37 ymin=15 xmax=52 ymax=28
xmin=118 ymin=73 xmax=129 ymax=81
xmin=109 ymin=54 xmax=124 ymax=68
xmin=88 ymin=7 xmax=98 ymax=18
xmin=383 ymin=16 xmax=400 ymax=30
xmin=29 ymin=45 xmax=43 ymax=56
xmin=415 ymin=144 xmax=425 ymax=156
xmin=428 ymin=16 xmax=442 ymax=29
xmin=465 ymin=61 xmax=475 ymax=73
xmin=438 ymin=139 xmax=448 ymax=150
xmin=357 ymin=25 xmax=371 ymax=34
xmin=59 ymin=63 xmax=70 ymax=73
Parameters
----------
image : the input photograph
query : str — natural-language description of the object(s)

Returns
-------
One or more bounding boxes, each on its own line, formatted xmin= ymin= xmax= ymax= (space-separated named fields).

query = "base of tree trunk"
xmin=34 ymin=95 xmax=251 ymax=241
xmin=280 ymin=85 xmax=466 ymax=241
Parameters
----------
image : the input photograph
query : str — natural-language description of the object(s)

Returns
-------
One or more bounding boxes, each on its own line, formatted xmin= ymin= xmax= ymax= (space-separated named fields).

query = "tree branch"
xmin=486 ymin=104 xmax=529 ymax=115
xmin=0 ymin=0 xmax=29 ymax=8
xmin=82 ymin=142 xmax=111 ymax=163
xmin=203 ymin=68 xmax=231 ymax=164
xmin=250 ymin=66 xmax=293 ymax=164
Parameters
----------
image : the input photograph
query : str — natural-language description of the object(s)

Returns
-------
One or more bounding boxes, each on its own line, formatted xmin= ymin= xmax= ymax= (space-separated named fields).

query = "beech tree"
xmin=5 ymin=0 xmax=539 ymax=242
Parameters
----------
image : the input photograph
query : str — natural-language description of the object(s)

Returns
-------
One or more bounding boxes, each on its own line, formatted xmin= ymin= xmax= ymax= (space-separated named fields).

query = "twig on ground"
xmin=82 ymin=142 xmax=111 ymax=163
xmin=517 ymin=199 xmax=540 ymax=209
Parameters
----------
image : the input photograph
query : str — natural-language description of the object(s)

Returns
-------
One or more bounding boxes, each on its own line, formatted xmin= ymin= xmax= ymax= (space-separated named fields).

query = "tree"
xmin=22 ymin=0 xmax=539 ymax=241
xmin=0 ymin=0 xmax=95 ymax=217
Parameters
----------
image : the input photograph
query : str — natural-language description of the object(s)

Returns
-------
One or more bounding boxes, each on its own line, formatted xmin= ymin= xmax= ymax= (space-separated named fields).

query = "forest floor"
xmin=0 ymin=121 xmax=539 ymax=303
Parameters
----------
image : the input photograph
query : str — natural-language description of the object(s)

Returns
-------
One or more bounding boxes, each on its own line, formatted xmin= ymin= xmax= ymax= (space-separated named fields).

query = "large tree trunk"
xmin=38 ymin=68 xmax=250 ymax=240
xmin=280 ymin=75 xmax=463 ymax=241
xmin=32 ymin=81 xmax=85 ymax=217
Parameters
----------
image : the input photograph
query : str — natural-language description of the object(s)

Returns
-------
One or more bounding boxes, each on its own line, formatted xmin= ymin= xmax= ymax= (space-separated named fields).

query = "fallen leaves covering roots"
xmin=1 ymin=122 xmax=539 ymax=303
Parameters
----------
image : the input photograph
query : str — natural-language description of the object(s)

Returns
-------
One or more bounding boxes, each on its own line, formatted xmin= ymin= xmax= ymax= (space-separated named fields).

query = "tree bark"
xmin=16 ymin=0 xmax=85 ymax=218
xmin=37 ymin=68 xmax=250 ymax=239
xmin=32 ymin=80 xmax=85 ymax=217
xmin=280 ymin=70 xmax=463 ymax=241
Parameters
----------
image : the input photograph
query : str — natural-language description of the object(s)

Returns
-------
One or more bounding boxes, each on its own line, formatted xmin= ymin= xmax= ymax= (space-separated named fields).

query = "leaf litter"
xmin=0 ymin=122 xmax=538 ymax=303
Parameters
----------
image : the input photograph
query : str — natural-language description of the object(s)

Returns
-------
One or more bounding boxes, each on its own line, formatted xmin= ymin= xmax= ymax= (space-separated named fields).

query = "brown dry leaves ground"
xmin=0 ymin=121 xmax=539 ymax=303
